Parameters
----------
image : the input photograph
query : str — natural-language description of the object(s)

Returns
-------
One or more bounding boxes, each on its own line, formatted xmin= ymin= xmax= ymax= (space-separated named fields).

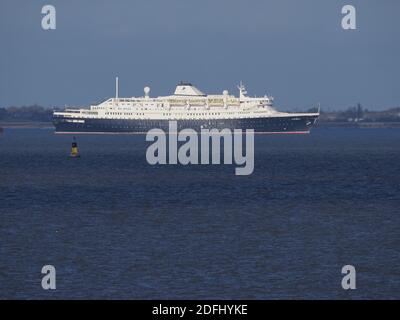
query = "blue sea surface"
xmin=0 ymin=127 xmax=399 ymax=299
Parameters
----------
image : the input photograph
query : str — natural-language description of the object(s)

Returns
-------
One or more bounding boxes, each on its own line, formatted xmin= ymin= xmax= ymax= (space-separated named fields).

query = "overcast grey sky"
xmin=0 ymin=0 xmax=399 ymax=110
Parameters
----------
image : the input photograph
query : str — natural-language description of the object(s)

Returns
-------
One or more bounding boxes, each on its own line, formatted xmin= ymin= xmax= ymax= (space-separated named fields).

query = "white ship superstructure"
xmin=53 ymin=79 xmax=319 ymax=133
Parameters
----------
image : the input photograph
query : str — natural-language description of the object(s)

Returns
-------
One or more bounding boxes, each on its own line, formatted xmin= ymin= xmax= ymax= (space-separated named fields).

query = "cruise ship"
xmin=53 ymin=79 xmax=319 ymax=134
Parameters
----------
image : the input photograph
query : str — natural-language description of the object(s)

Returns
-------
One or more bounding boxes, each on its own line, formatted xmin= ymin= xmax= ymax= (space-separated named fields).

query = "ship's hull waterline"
xmin=53 ymin=115 xmax=319 ymax=134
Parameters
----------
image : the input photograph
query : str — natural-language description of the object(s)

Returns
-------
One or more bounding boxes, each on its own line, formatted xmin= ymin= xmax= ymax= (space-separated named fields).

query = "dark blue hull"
xmin=53 ymin=115 xmax=319 ymax=134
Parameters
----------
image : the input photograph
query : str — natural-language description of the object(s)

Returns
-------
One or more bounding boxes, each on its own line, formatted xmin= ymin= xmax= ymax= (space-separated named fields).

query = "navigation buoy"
xmin=70 ymin=137 xmax=80 ymax=158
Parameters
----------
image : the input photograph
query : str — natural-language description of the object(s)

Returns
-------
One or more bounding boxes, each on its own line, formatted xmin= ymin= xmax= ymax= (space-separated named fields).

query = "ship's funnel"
xmin=174 ymin=82 xmax=205 ymax=96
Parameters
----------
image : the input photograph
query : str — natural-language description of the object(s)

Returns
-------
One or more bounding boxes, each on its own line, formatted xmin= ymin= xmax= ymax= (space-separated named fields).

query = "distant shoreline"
xmin=1 ymin=121 xmax=400 ymax=130
xmin=316 ymin=122 xmax=400 ymax=129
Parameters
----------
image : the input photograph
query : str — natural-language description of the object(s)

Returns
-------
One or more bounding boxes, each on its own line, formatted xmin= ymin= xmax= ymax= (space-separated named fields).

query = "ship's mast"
xmin=238 ymin=81 xmax=247 ymax=102
xmin=115 ymin=76 xmax=119 ymax=100
xmin=114 ymin=76 xmax=119 ymax=107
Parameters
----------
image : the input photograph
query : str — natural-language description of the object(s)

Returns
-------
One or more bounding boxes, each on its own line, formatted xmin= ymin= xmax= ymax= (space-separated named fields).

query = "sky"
xmin=0 ymin=0 xmax=399 ymax=111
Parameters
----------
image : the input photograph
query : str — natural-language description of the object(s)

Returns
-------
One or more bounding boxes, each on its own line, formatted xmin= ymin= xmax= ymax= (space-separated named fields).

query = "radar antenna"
xmin=237 ymin=81 xmax=247 ymax=101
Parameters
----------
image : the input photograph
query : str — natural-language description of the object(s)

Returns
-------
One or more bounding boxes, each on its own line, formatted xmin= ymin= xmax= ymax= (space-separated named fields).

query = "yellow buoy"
xmin=70 ymin=137 xmax=80 ymax=158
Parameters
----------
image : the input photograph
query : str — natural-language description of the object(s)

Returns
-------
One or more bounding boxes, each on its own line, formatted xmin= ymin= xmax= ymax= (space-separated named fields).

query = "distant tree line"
xmin=0 ymin=105 xmax=53 ymax=122
xmin=314 ymin=104 xmax=400 ymax=123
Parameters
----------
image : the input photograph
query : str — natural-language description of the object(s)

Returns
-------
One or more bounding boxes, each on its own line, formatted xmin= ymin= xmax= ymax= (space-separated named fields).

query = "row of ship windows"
xmin=106 ymin=112 xmax=146 ymax=116
xmin=107 ymin=103 xmax=149 ymax=109
xmin=106 ymin=107 xmax=147 ymax=110
xmin=103 ymin=107 xmax=256 ymax=112
xmin=104 ymin=112 xmax=256 ymax=116
xmin=105 ymin=112 xmax=247 ymax=116
xmin=162 ymin=113 xmax=223 ymax=116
